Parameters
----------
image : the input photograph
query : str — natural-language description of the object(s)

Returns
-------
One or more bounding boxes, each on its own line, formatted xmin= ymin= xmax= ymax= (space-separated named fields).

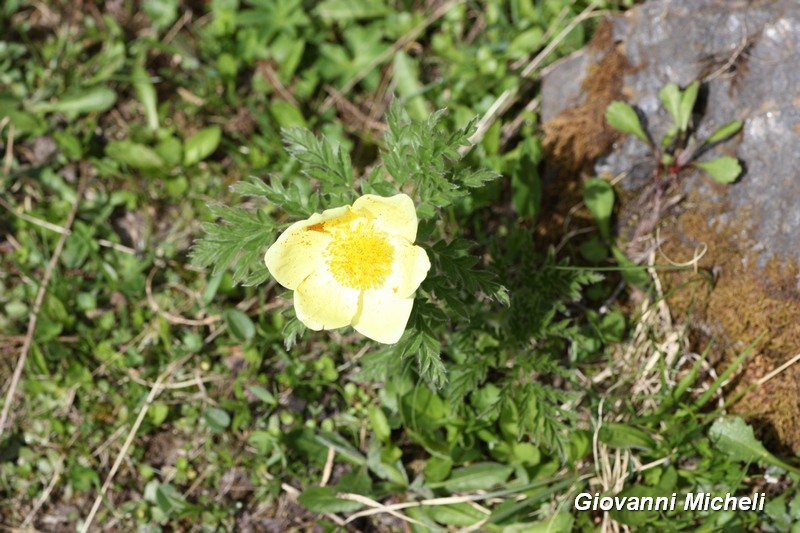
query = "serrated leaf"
xmin=709 ymin=417 xmax=800 ymax=473
xmin=105 ymin=140 xmax=165 ymax=170
xmin=437 ymin=463 xmax=513 ymax=492
xmin=297 ymin=486 xmax=363 ymax=513
xmin=224 ymin=308 xmax=255 ymax=341
xmin=659 ymin=83 xmax=682 ymax=128
xmin=184 ymin=126 xmax=221 ymax=166
xmin=678 ymin=80 xmax=700 ymax=132
xmin=705 ymin=119 xmax=743 ymax=145
xmin=584 ymin=178 xmax=614 ymax=241
xmin=605 ymin=101 xmax=650 ymax=145
xmin=693 ymin=156 xmax=741 ymax=184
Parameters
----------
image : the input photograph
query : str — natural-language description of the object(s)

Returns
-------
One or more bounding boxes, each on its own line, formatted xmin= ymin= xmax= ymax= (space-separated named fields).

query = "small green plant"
xmin=605 ymin=81 xmax=743 ymax=184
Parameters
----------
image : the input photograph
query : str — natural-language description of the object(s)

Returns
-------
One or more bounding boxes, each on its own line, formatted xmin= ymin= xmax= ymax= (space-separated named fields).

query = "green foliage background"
xmin=1 ymin=0 xmax=798 ymax=531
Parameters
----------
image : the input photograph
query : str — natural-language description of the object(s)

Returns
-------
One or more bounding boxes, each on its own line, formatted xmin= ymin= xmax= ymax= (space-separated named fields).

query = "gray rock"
xmin=541 ymin=0 xmax=800 ymax=265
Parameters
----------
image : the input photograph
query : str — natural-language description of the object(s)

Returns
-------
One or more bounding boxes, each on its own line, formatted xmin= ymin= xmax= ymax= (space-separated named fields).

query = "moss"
xmin=658 ymin=188 xmax=800 ymax=452
xmin=542 ymin=19 xmax=629 ymax=175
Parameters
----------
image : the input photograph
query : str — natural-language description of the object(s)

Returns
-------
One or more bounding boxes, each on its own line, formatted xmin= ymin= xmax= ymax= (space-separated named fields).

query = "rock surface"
xmin=539 ymin=0 xmax=800 ymax=450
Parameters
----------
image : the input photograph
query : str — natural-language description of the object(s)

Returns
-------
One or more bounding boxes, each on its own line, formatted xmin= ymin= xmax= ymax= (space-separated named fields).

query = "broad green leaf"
xmin=705 ymin=119 xmax=743 ymax=145
xmin=248 ymin=385 xmax=277 ymax=406
xmin=424 ymin=456 xmax=453 ymax=483
xmin=69 ymin=464 xmax=99 ymax=492
xmin=584 ymin=178 xmax=614 ymax=241
xmin=105 ymin=140 xmax=165 ymax=170
xmin=368 ymin=405 xmax=391 ymax=442
xmin=149 ymin=402 xmax=169 ymax=427
xmin=183 ymin=126 xmax=221 ymax=166
xmin=678 ymin=80 xmax=700 ymax=132
xmin=156 ymin=483 xmax=188 ymax=514
xmin=693 ymin=156 xmax=741 ymax=184
xmin=599 ymin=423 xmax=655 ymax=451
xmin=611 ymin=246 xmax=649 ymax=288
xmin=579 ymin=236 xmax=609 ymax=262
xmin=605 ymin=101 xmax=650 ymax=145
xmin=426 ymin=503 xmax=487 ymax=526
xmin=203 ymin=407 xmax=230 ymax=432
xmin=270 ymin=100 xmax=307 ymax=129
xmin=520 ymin=512 xmax=574 ymax=533
xmin=33 ymin=86 xmax=117 ymax=115
xmin=155 ymin=135 xmax=183 ymax=168
xmin=133 ymin=64 xmax=159 ymax=131
xmin=709 ymin=417 xmax=800 ymax=473
xmin=438 ymin=462 xmax=513 ymax=491
xmin=247 ymin=430 xmax=277 ymax=455
xmin=223 ymin=308 xmax=255 ymax=341
xmin=659 ymin=83 xmax=682 ymax=128
xmin=298 ymin=486 xmax=363 ymax=513
xmin=393 ymin=50 xmax=429 ymax=122
xmin=508 ymin=27 xmax=545 ymax=59
xmin=6 ymin=109 xmax=46 ymax=134
xmin=315 ymin=0 xmax=388 ymax=21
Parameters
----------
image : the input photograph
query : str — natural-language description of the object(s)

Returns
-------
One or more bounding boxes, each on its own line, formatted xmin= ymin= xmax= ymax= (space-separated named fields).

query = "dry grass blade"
xmin=0 ymin=172 xmax=89 ymax=438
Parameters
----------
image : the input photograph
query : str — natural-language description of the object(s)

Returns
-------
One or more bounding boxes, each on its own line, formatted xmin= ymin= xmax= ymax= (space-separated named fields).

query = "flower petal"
xmin=294 ymin=268 xmax=360 ymax=331
xmin=264 ymin=205 xmax=354 ymax=290
xmin=380 ymin=238 xmax=431 ymax=298
xmin=352 ymin=289 xmax=414 ymax=344
xmin=264 ymin=222 xmax=331 ymax=291
xmin=353 ymin=194 xmax=418 ymax=241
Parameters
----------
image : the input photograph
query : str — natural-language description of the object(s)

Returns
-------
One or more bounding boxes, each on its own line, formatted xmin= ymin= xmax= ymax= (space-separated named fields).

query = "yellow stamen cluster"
xmin=326 ymin=230 xmax=394 ymax=289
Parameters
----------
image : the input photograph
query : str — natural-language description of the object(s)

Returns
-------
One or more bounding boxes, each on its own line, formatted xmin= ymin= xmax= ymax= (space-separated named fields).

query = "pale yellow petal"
xmin=264 ymin=205 xmax=353 ymax=290
xmin=378 ymin=238 xmax=431 ymax=298
xmin=353 ymin=194 xmax=418 ymax=241
xmin=294 ymin=268 xmax=360 ymax=331
xmin=352 ymin=289 xmax=414 ymax=344
xmin=264 ymin=224 xmax=330 ymax=291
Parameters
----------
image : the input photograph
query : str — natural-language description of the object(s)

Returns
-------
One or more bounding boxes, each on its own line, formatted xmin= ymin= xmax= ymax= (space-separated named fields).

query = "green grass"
xmin=1 ymin=1 xmax=798 ymax=531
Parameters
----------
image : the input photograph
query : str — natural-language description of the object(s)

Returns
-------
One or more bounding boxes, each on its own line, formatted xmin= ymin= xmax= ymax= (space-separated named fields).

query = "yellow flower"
xmin=265 ymin=193 xmax=431 ymax=344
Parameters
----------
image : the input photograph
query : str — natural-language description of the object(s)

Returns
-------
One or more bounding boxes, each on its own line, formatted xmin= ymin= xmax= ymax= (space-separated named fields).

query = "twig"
xmin=757 ymin=353 xmax=800 ymax=387
xmin=21 ymin=459 xmax=63 ymax=528
xmin=0 ymin=173 xmax=89 ymax=438
xmin=319 ymin=0 xmax=463 ymax=112
xmin=80 ymin=353 xmax=191 ymax=533
xmin=320 ymin=446 xmax=335 ymax=487
xmin=0 ymin=196 xmax=136 ymax=255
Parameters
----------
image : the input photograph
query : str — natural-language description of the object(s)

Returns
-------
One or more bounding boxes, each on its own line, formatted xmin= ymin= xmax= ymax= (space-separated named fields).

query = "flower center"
xmin=326 ymin=230 xmax=394 ymax=290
